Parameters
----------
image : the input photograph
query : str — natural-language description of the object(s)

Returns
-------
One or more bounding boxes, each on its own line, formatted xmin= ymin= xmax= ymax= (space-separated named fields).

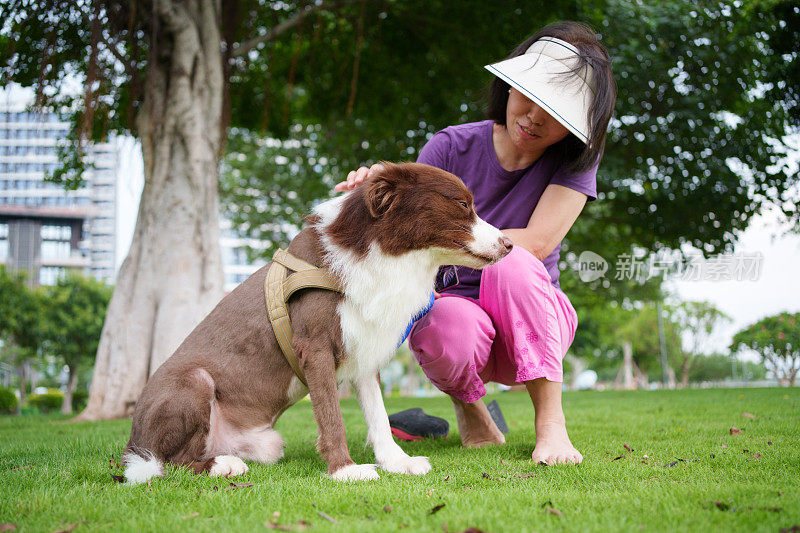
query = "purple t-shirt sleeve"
xmin=549 ymin=160 xmax=598 ymax=202
xmin=416 ymin=131 xmax=451 ymax=170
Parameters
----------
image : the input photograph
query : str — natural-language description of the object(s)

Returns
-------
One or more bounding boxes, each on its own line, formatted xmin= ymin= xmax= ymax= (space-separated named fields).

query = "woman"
xmin=335 ymin=21 xmax=615 ymax=465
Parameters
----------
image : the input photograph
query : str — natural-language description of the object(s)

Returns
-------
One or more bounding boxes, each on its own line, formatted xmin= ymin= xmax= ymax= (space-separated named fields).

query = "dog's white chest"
xmin=331 ymin=246 xmax=438 ymax=381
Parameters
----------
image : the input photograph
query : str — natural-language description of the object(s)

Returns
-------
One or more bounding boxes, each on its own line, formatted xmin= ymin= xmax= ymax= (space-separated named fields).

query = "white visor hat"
xmin=484 ymin=37 xmax=596 ymax=144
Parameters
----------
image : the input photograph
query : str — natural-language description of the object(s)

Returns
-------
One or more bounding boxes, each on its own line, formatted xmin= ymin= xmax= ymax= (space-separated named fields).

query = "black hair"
xmin=485 ymin=21 xmax=616 ymax=173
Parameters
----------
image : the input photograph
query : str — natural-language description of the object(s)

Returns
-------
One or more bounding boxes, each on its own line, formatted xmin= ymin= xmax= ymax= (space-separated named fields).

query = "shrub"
xmin=0 ymin=386 xmax=18 ymax=414
xmin=28 ymin=392 xmax=64 ymax=413
xmin=72 ymin=389 xmax=89 ymax=411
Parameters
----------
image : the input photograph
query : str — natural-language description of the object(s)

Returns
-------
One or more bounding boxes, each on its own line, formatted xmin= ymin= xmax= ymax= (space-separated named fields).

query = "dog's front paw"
xmin=329 ymin=463 xmax=380 ymax=481
xmin=209 ymin=455 xmax=249 ymax=478
xmin=379 ymin=454 xmax=431 ymax=475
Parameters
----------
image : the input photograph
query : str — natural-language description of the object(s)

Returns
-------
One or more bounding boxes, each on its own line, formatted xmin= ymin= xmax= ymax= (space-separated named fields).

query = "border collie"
xmin=123 ymin=162 xmax=512 ymax=483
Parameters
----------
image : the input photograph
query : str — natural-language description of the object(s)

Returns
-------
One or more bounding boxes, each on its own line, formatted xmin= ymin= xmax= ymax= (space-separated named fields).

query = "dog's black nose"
xmin=499 ymin=236 xmax=513 ymax=253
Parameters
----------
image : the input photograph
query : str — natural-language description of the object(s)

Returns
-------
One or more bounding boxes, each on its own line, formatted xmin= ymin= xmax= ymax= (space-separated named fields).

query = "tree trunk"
xmin=565 ymin=353 xmax=585 ymax=391
xmin=77 ymin=1 xmax=226 ymax=420
xmin=61 ymin=365 xmax=78 ymax=415
xmin=679 ymin=358 xmax=691 ymax=389
xmin=16 ymin=360 xmax=27 ymax=407
xmin=621 ymin=341 xmax=635 ymax=390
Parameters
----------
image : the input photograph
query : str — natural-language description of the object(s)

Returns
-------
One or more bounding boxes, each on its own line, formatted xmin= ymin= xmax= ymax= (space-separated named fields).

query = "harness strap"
xmin=265 ymin=249 xmax=342 ymax=387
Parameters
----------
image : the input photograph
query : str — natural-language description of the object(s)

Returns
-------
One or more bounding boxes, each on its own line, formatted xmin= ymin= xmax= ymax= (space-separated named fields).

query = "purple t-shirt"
xmin=417 ymin=120 xmax=598 ymax=298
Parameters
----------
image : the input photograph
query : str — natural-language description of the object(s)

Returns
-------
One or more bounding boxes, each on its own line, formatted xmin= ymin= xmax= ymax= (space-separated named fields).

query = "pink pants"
xmin=408 ymin=247 xmax=578 ymax=403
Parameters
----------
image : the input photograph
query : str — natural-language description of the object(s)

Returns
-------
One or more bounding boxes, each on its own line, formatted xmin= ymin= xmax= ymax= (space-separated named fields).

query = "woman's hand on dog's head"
xmin=334 ymin=163 xmax=385 ymax=192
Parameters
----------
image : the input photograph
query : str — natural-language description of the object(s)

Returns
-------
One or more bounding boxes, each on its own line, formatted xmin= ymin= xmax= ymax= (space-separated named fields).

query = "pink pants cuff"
xmin=408 ymin=247 xmax=578 ymax=403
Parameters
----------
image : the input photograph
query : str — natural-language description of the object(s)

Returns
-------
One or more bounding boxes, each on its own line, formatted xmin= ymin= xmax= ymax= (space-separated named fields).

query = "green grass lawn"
xmin=1 ymin=387 xmax=799 ymax=532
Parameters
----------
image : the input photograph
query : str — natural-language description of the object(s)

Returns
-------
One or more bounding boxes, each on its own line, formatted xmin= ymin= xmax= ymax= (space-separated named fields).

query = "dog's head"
xmin=328 ymin=162 xmax=512 ymax=268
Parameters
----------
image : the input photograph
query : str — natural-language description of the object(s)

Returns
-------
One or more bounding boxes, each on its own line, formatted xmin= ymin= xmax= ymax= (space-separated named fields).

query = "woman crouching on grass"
xmin=336 ymin=21 xmax=616 ymax=465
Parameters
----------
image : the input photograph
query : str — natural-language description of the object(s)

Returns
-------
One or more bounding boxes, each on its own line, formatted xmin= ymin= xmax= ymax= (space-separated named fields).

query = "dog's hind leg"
xmin=353 ymin=373 xmax=432 ymax=475
xmin=231 ymin=426 xmax=284 ymax=464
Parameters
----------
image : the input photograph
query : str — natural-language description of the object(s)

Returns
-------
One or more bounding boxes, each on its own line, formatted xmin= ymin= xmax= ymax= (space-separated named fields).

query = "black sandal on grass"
xmin=486 ymin=399 xmax=509 ymax=434
xmin=388 ymin=408 xmax=449 ymax=441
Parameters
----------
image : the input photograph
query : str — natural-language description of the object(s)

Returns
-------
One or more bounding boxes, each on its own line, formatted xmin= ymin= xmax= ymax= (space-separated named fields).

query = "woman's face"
xmin=505 ymin=88 xmax=570 ymax=153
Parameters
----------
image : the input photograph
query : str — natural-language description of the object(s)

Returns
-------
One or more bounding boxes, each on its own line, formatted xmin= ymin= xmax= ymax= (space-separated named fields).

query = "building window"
xmin=0 ymin=223 xmax=8 ymax=260
xmin=40 ymin=224 xmax=72 ymax=260
xmin=39 ymin=266 xmax=66 ymax=286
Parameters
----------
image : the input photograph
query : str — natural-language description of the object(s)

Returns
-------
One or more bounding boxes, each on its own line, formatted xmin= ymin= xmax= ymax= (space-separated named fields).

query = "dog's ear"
xmin=364 ymin=163 xmax=399 ymax=218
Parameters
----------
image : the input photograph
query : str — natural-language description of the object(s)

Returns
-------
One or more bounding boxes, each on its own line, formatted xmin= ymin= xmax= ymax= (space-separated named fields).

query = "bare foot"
xmin=450 ymin=396 xmax=505 ymax=448
xmin=532 ymin=420 xmax=583 ymax=465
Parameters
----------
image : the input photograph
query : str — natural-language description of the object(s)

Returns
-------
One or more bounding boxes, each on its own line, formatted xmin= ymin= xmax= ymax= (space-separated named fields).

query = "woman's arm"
xmin=502 ymin=183 xmax=587 ymax=261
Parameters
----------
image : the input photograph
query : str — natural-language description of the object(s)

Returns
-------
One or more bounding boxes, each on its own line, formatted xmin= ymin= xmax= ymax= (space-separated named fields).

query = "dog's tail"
xmin=122 ymin=448 xmax=163 ymax=485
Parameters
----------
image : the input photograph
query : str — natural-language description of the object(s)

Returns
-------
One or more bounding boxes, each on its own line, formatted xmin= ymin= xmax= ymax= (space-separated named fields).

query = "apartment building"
xmin=0 ymin=99 xmax=118 ymax=286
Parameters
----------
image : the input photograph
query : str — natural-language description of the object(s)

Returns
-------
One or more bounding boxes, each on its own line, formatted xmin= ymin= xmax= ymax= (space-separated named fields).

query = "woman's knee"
xmin=408 ymin=297 xmax=493 ymax=367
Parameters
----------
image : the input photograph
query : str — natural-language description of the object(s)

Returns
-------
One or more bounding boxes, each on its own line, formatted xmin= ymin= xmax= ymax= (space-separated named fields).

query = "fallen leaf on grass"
xmin=317 ymin=511 xmax=337 ymax=524
xmin=721 ymin=444 xmax=728 ymax=449
xmin=780 ymin=527 xmax=800 ymax=533
xmin=265 ymin=521 xmax=311 ymax=531
xmin=711 ymin=501 xmax=730 ymax=511
xmin=768 ymin=441 xmax=773 ymax=445
xmin=750 ymin=453 xmax=762 ymax=460
xmin=182 ymin=513 xmax=199 ymax=519
xmin=730 ymin=427 xmax=742 ymax=435
xmin=540 ymin=500 xmax=563 ymax=517
xmin=224 ymin=482 xmax=253 ymax=491
xmin=663 ymin=459 xmax=686 ymax=467
xmin=499 ymin=459 xmax=507 ymax=465
xmin=383 ymin=506 xmax=392 ymax=513
xmin=460 ymin=528 xmax=487 ymax=533
xmin=11 ymin=465 xmax=32 ymax=471
xmin=429 ymin=504 xmax=446 ymax=515
xmin=742 ymin=412 xmax=755 ymax=418
xmin=54 ymin=523 xmax=82 ymax=533
xmin=109 ymin=456 xmax=118 ymax=468
xmin=111 ymin=474 xmax=124 ymax=483
xmin=444 ymin=475 xmax=451 ymax=482
xmin=624 ymin=443 xmax=633 ymax=452
xmin=481 ymin=473 xmax=491 ymax=479
xmin=264 ymin=524 xmax=292 ymax=531
xmin=0 ymin=525 xmax=17 ymax=531
xmin=612 ymin=453 xmax=628 ymax=461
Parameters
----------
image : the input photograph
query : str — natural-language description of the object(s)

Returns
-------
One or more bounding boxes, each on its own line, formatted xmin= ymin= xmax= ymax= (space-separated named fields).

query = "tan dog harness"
xmin=265 ymin=249 xmax=342 ymax=387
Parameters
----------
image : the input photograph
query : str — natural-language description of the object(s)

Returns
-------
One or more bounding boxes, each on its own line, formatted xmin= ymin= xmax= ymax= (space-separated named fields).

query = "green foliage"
xmin=0 ymin=386 xmax=17 ymax=414
xmin=27 ymin=391 xmax=64 ymax=413
xmin=688 ymin=354 xmax=735 ymax=382
xmin=220 ymin=128 xmax=337 ymax=257
xmin=41 ymin=273 xmax=112 ymax=371
xmin=685 ymin=353 xmax=765 ymax=383
xmin=0 ymin=266 xmax=47 ymax=366
xmin=731 ymin=312 xmax=800 ymax=385
xmin=5 ymin=1 xmax=795 ymax=264
xmin=668 ymin=300 xmax=732 ymax=385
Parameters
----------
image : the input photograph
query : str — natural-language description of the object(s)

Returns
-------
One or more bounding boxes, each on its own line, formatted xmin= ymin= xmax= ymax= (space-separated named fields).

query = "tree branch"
xmin=230 ymin=1 xmax=354 ymax=59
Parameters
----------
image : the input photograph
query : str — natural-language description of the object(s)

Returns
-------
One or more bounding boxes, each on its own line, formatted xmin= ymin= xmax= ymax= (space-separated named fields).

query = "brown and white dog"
xmin=123 ymin=162 xmax=512 ymax=483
